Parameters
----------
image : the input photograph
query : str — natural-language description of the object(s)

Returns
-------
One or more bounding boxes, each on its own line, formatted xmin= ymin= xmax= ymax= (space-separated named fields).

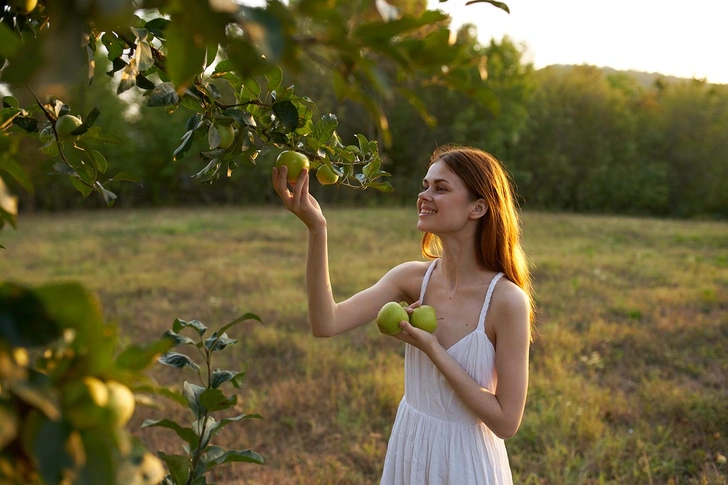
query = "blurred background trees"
xmin=3 ymin=3 xmax=726 ymax=218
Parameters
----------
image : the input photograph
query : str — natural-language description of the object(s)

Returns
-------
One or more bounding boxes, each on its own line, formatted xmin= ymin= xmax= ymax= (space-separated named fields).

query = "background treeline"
xmin=10 ymin=25 xmax=728 ymax=218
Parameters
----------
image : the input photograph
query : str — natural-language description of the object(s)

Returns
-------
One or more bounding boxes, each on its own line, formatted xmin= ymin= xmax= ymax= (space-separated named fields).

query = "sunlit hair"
xmin=421 ymin=145 xmax=536 ymax=338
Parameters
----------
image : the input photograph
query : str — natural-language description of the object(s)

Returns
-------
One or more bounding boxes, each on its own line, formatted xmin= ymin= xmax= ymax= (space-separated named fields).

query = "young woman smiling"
xmin=273 ymin=145 xmax=534 ymax=485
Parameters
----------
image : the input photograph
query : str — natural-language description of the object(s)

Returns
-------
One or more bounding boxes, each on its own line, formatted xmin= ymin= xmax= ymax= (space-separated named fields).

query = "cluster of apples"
xmin=376 ymin=301 xmax=438 ymax=335
xmin=275 ymin=150 xmax=339 ymax=185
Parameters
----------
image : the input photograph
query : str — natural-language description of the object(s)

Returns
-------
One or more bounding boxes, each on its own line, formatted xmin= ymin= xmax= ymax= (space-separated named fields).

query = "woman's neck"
xmin=437 ymin=230 xmax=484 ymax=293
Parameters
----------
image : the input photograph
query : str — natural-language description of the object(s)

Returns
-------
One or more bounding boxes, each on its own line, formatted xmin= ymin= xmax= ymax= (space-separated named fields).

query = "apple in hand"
xmin=377 ymin=301 xmax=408 ymax=335
xmin=276 ymin=150 xmax=310 ymax=183
xmin=410 ymin=305 xmax=437 ymax=333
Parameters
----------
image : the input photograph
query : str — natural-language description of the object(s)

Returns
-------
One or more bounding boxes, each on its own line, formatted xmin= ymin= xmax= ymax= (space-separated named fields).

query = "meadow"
xmin=1 ymin=207 xmax=726 ymax=484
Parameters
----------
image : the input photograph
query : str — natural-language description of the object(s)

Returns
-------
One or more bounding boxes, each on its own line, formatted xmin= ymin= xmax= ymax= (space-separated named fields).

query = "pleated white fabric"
xmin=380 ymin=259 xmax=513 ymax=485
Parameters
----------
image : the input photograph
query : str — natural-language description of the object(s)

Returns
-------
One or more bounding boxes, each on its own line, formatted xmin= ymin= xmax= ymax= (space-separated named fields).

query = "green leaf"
xmin=96 ymin=182 xmax=117 ymax=207
xmin=210 ymin=369 xmax=245 ymax=389
xmin=158 ymin=352 xmax=200 ymax=372
xmin=102 ymin=33 xmax=124 ymax=59
xmin=88 ymin=149 xmax=107 ymax=174
xmin=145 ymin=18 xmax=172 ymax=39
xmin=148 ymin=82 xmax=180 ymax=108
xmin=11 ymin=116 xmax=37 ymax=133
xmin=183 ymin=382 xmax=206 ymax=419
xmin=313 ymin=114 xmax=338 ymax=145
xmin=367 ymin=181 xmax=395 ymax=192
xmin=117 ymin=59 xmax=138 ymax=94
xmin=135 ymin=40 xmax=155 ymax=71
xmin=173 ymin=130 xmax=195 ymax=161
xmin=355 ymin=134 xmax=370 ymax=154
xmin=110 ymin=171 xmax=143 ymax=184
xmin=70 ymin=177 xmax=94 ymax=198
xmin=218 ymin=312 xmax=263 ymax=335
xmin=465 ymin=0 xmax=510 ymax=13
xmin=173 ymin=318 xmax=207 ymax=335
xmin=81 ymin=126 xmax=124 ymax=144
xmin=206 ymin=449 xmax=264 ymax=468
xmin=157 ymin=452 xmax=190 ymax=485
xmin=0 ymin=155 xmax=34 ymax=194
xmin=265 ymin=66 xmax=283 ymax=91
xmin=204 ymin=332 xmax=238 ymax=352
xmin=162 ymin=329 xmax=197 ymax=347
xmin=116 ymin=336 xmax=175 ymax=371
xmin=208 ymin=413 xmax=262 ymax=438
xmin=2 ymin=96 xmax=18 ymax=108
xmin=199 ymin=388 xmax=236 ymax=413
xmin=206 ymin=43 xmax=219 ymax=68
xmin=142 ymin=419 xmax=199 ymax=448
xmin=136 ymin=74 xmax=156 ymax=90
xmin=223 ymin=108 xmax=256 ymax=128
xmin=272 ymin=100 xmax=298 ymax=133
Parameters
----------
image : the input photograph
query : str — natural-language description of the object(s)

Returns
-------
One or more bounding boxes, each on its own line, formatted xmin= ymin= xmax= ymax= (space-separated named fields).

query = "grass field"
xmin=1 ymin=207 xmax=727 ymax=484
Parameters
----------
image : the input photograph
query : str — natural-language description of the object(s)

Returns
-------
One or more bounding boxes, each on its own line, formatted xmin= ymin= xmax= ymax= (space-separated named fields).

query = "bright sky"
xmin=429 ymin=0 xmax=728 ymax=84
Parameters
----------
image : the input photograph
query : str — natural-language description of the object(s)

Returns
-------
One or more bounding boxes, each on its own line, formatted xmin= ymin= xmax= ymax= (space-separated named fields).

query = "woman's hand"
xmin=272 ymin=165 xmax=326 ymax=230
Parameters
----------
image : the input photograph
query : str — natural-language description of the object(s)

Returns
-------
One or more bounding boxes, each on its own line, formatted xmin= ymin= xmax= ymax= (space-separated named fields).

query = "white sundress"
xmin=380 ymin=259 xmax=513 ymax=485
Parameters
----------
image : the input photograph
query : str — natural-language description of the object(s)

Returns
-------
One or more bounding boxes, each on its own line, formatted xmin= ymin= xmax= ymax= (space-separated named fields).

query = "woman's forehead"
xmin=425 ymin=160 xmax=460 ymax=183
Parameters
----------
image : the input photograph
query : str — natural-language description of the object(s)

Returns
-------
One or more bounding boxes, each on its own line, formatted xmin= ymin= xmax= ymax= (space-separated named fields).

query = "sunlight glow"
xmin=430 ymin=0 xmax=728 ymax=84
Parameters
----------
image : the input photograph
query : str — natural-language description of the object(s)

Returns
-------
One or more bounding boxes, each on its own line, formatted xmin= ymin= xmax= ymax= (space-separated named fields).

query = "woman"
xmin=272 ymin=145 xmax=534 ymax=484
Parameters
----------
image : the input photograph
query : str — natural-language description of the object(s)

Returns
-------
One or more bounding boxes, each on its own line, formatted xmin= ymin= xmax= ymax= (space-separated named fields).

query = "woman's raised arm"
xmin=272 ymin=166 xmax=421 ymax=337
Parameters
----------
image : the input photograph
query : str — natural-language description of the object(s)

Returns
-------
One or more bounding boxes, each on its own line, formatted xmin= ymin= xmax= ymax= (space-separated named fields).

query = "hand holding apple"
xmin=276 ymin=150 xmax=310 ymax=184
xmin=377 ymin=301 xmax=438 ymax=336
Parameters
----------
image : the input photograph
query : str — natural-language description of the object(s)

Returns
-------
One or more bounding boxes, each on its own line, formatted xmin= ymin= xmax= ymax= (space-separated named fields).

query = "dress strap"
xmin=419 ymin=259 xmax=439 ymax=302
xmin=477 ymin=272 xmax=504 ymax=331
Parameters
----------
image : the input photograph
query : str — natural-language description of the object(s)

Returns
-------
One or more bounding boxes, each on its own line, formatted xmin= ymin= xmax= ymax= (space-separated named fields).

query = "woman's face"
xmin=417 ymin=160 xmax=480 ymax=234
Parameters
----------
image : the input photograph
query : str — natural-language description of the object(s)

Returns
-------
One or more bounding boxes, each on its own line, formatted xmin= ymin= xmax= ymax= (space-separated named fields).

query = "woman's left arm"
xmin=395 ymin=285 xmax=531 ymax=439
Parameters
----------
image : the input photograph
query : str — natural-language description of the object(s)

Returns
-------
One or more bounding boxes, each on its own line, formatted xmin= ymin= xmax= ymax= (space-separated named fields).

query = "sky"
xmin=428 ymin=0 xmax=728 ymax=84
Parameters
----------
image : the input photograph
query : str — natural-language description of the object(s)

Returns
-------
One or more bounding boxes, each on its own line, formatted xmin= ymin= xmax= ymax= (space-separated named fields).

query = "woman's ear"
xmin=470 ymin=199 xmax=488 ymax=219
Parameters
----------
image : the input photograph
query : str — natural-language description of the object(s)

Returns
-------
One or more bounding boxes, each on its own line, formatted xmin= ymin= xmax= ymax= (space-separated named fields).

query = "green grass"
xmin=1 ymin=207 xmax=727 ymax=484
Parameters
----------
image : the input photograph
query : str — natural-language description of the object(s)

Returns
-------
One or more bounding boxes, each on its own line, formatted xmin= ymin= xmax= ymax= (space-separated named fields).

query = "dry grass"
xmin=1 ymin=207 xmax=726 ymax=484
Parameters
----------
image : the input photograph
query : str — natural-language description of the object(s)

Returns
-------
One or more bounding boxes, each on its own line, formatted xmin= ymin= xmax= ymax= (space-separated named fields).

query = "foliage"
xmin=0 ymin=0 xmax=509 ymax=237
xmin=145 ymin=314 xmax=265 ymax=485
xmin=0 ymin=281 xmax=176 ymax=485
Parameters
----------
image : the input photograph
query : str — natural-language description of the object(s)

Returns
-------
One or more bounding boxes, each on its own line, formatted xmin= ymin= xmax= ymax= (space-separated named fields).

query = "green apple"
xmin=105 ymin=380 xmax=136 ymax=427
xmin=55 ymin=114 xmax=83 ymax=141
xmin=275 ymin=150 xmax=310 ymax=183
xmin=214 ymin=124 xmax=235 ymax=149
xmin=376 ymin=301 xmax=408 ymax=335
xmin=64 ymin=376 xmax=109 ymax=429
xmin=410 ymin=305 xmax=438 ymax=333
xmin=316 ymin=164 xmax=339 ymax=185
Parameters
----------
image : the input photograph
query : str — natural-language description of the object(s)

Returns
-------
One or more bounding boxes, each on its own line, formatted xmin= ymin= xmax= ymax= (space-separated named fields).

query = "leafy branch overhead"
xmin=0 ymin=0 xmax=508 ymax=225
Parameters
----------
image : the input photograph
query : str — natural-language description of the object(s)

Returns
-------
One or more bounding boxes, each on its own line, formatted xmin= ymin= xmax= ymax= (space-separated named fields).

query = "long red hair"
xmin=421 ymin=146 xmax=535 ymax=338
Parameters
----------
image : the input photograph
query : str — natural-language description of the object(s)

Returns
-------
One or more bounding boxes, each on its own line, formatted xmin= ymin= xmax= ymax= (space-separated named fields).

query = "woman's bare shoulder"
xmin=385 ymin=260 xmax=434 ymax=301
xmin=491 ymin=277 xmax=530 ymax=324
